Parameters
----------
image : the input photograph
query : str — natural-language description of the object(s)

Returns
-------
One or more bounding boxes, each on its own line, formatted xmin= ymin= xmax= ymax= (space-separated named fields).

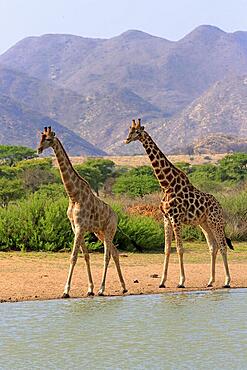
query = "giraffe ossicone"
xmin=125 ymin=118 xmax=233 ymax=289
xmin=37 ymin=126 xmax=127 ymax=297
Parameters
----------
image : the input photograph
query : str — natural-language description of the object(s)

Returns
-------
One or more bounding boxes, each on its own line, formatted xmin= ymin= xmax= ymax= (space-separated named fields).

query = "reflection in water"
xmin=0 ymin=290 xmax=247 ymax=370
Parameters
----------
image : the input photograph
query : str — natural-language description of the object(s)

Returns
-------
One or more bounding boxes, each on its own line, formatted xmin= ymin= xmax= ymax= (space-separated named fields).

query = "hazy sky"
xmin=0 ymin=0 xmax=247 ymax=54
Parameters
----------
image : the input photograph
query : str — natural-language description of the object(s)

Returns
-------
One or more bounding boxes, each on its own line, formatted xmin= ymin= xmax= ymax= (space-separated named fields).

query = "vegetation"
xmin=0 ymin=146 xmax=246 ymax=251
xmin=113 ymin=166 xmax=160 ymax=197
xmin=0 ymin=145 xmax=37 ymax=165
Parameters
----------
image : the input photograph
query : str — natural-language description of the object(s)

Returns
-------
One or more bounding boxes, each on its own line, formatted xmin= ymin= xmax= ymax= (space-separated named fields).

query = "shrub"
xmin=112 ymin=203 xmax=164 ymax=251
xmin=0 ymin=192 xmax=72 ymax=251
xmin=216 ymin=189 xmax=247 ymax=241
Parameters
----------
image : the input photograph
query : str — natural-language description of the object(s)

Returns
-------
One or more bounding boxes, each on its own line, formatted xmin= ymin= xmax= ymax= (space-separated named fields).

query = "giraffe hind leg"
xmin=206 ymin=218 xmax=231 ymax=288
xmin=97 ymin=223 xmax=127 ymax=296
xmin=172 ymin=222 xmax=186 ymax=288
xmin=199 ymin=221 xmax=218 ymax=288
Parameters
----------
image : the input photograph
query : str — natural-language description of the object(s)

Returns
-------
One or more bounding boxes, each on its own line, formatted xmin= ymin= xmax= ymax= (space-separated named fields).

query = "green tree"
xmin=84 ymin=158 xmax=115 ymax=180
xmin=0 ymin=145 xmax=37 ymax=165
xmin=216 ymin=153 xmax=247 ymax=183
xmin=15 ymin=158 xmax=57 ymax=193
xmin=113 ymin=173 xmax=159 ymax=197
xmin=0 ymin=178 xmax=24 ymax=207
xmin=188 ymin=163 xmax=220 ymax=191
xmin=74 ymin=159 xmax=115 ymax=195
xmin=75 ymin=164 xmax=102 ymax=195
xmin=174 ymin=162 xmax=192 ymax=174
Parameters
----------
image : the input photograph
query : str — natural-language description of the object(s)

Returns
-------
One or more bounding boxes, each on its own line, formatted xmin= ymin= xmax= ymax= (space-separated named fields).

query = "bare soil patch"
xmin=1 ymin=248 xmax=246 ymax=303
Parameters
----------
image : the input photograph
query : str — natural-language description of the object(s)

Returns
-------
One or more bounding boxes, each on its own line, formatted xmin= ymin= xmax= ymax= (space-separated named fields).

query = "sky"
xmin=0 ymin=0 xmax=247 ymax=54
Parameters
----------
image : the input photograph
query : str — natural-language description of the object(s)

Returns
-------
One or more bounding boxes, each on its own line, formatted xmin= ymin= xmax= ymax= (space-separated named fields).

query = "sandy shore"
xmin=0 ymin=250 xmax=246 ymax=303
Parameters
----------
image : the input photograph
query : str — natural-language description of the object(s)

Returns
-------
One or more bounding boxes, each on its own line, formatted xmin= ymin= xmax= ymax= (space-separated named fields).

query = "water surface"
xmin=0 ymin=289 xmax=246 ymax=369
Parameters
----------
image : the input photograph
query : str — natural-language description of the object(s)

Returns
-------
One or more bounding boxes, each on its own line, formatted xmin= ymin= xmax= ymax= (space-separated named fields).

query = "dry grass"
xmin=52 ymin=153 xmax=227 ymax=168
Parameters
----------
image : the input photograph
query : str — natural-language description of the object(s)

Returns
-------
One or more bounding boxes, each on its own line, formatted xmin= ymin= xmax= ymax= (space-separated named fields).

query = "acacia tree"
xmin=216 ymin=153 xmax=247 ymax=182
xmin=113 ymin=166 xmax=159 ymax=197
xmin=0 ymin=145 xmax=37 ymax=165
xmin=75 ymin=159 xmax=115 ymax=195
xmin=0 ymin=178 xmax=24 ymax=207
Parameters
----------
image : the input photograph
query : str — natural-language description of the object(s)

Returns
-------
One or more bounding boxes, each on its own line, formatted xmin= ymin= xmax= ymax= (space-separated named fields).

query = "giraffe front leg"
xmin=172 ymin=223 xmax=186 ymax=288
xmin=159 ymin=216 xmax=173 ymax=288
xmin=62 ymin=229 xmax=82 ymax=298
xmin=111 ymin=243 xmax=128 ymax=294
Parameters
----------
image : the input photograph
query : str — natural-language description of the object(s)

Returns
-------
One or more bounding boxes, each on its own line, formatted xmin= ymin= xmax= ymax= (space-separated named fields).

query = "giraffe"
xmin=37 ymin=126 xmax=127 ymax=297
xmin=125 ymin=119 xmax=233 ymax=289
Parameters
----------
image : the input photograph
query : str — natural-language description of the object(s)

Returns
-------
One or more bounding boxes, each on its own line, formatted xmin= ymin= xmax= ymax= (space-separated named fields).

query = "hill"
xmin=0 ymin=94 xmax=106 ymax=156
xmin=149 ymin=75 xmax=247 ymax=154
xmin=0 ymin=25 xmax=247 ymax=154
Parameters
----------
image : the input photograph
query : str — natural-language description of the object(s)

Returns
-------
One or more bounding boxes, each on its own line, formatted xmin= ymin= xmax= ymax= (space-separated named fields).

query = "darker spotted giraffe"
xmin=125 ymin=119 xmax=233 ymax=289
xmin=38 ymin=127 xmax=127 ymax=297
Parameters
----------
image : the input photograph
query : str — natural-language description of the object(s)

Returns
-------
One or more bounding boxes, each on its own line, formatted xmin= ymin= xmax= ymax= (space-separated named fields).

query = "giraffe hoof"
xmin=122 ymin=289 xmax=128 ymax=294
xmin=98 ymin=291 xmax=104 ymax=296
xmin=177 ymin=284 xmax=185 ymax=288
xmin=223 ymin=284 xmax=231 ymax=289
xmin=62 ymin=293 xmax=70 ymax=299
xmin=87 ymin=291 xmax=95 ymax=297
xmin=207 ymin=283 xmax=213 ymax=288
xmin=159 ymin=284 xmax=166 ymax=288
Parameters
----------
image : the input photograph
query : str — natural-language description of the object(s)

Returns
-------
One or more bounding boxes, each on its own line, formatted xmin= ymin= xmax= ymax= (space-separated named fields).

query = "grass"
xmin=64 ymin=153 xmax=227 ymax=168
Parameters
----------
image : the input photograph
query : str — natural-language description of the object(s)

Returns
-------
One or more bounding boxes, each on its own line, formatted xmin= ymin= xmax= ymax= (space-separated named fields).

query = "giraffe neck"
xmin=53 ymin=138 xmax=90 ymax=200
xmin=140 ymin=132 xmax=189 ymax=191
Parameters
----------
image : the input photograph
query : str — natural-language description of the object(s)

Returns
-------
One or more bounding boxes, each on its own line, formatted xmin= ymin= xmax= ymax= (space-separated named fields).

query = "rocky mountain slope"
xmin=0 ymin=94 xmax=106 ymax=156
xmin=151 ymin=75 xmax=247 ymax=153
xmin=0 ymin=25 xmax=247 ymax=154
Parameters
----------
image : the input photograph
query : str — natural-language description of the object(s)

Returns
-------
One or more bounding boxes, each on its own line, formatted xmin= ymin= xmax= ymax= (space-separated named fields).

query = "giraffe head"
xmin=125 ymin=118 xmax=145 ymax=144
xmin=37 ymin=126 xmax=56 ymax=154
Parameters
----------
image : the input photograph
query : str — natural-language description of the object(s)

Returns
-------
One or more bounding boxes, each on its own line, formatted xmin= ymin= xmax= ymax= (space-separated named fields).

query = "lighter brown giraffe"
xmin=125 ymin=119 xmax=233 ymax=289
xmin=38 ymin=126 xmax=127 ymax=297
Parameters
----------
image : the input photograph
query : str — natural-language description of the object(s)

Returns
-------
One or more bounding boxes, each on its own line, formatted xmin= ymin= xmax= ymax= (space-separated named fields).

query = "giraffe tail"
xmin=226 ymin=236 xmax=234 ymax=250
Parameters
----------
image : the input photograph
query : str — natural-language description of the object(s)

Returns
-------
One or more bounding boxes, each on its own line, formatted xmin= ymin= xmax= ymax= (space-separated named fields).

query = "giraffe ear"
xmin=52 ymin=131 xmax=56 ymax=137
xmin=140 ymin=126 xmax=145 ymax=131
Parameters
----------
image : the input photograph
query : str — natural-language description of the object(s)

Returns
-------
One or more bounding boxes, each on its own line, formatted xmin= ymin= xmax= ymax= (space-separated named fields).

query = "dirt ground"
xmin=0 ymin=248 xmax=246 ymax=303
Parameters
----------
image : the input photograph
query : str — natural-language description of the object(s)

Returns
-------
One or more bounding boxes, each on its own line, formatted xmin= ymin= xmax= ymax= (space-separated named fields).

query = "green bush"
xmin=112 ymin=203 xmax=164 ymax=251
xmin=182 ymin=225 xmax=204 ymax=241
xmin=113 ymin=166 xmax=160 ymax=198
xmin=0 ymin=192 xmax=72 ymax=251
xmin=216 ymin=189 xmax=247 ymax=241
xmin=216 ymin=153 xmax=247 ymax=183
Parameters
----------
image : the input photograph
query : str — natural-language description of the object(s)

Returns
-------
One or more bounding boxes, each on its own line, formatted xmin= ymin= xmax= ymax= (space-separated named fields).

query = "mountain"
xmin=0 ymin=94 xmax=106 ymax=156
xmin=192 ymin=134 xmax=247 ymax=154
xmin=0 ymin=65 xmax=161 ymax=149
xmin=150 ymin=75 xmax=247 ymax=153
xmin=0 ymin=25 xmax=247 ymax=154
